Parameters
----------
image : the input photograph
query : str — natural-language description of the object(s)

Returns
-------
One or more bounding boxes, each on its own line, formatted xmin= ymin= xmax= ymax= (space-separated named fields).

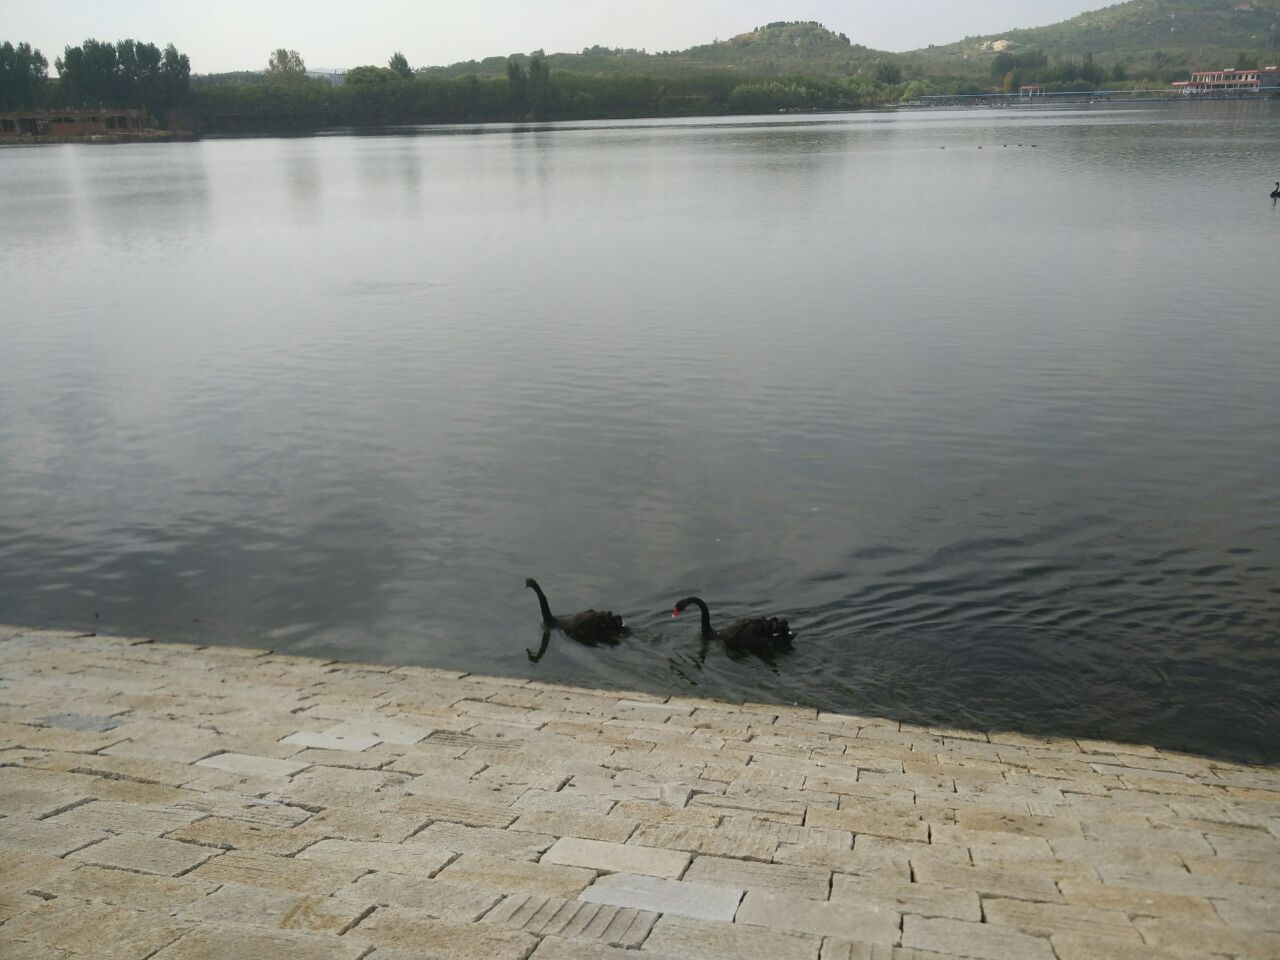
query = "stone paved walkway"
xmin=1 ymin=627 xmax=1278 ymax=960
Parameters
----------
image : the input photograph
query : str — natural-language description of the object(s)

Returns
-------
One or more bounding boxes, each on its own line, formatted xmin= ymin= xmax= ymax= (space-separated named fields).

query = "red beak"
xmin=672 ymin=608 xmax=679 ymax=617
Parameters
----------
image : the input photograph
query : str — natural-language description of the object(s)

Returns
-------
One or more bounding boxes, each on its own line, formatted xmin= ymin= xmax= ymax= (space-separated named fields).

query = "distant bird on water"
xmin=672 ymin=596 xmax=793 ymax=660
xmin=1271 ymin=181 xmax=1280 ymax=199
xmin=524 ymin=578 xmax=628 ymax=651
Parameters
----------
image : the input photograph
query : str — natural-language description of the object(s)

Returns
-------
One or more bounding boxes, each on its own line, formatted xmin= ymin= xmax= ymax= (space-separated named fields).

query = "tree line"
xmin=0 ymin=38 xmax=189 ymax=114
xmin=5 ymin=35 xmax=1265 ymax=134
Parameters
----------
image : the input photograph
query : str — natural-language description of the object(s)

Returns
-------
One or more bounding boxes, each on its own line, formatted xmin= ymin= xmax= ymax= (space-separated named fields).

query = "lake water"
xmin=3 ymin=104 xmax=1278 ymax=762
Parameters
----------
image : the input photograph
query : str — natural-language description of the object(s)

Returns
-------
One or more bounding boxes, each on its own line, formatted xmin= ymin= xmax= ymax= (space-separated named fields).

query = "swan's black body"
xmin=525 ymin=578 xmax=627 ymax=647
xmin=1271 ymin=181 xmax=1280 ymax=199
xmin=673 ymin=596 xmax=793 ymax=658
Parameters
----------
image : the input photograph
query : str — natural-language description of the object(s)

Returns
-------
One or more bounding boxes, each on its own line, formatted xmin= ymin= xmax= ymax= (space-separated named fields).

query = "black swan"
xmin=525 ymin=578 xmax=628 ymax=647
xmin=672 ymin=596 xmax=793 ymax=658
xmin=1271 ymin=182 xmax=1280 ymax=199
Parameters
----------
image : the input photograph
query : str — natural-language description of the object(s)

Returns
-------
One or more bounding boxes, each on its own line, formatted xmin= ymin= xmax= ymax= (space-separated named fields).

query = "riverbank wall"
xmin=1 ymin=626 xmax=1276 ymax=958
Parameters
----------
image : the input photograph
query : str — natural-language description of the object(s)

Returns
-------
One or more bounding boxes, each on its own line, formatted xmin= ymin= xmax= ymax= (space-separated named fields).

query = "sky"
xmin=5 ymin=1 xmax=1107 ymax=74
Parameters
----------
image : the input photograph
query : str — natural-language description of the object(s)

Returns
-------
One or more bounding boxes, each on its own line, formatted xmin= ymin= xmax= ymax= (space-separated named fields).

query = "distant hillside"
xmin=917 ymin=0 xmax=1280 ymax=69
xmin=423 ymin=22 xmax=893 ymax=81
xmin=415 ymin=5 xmax=1280 ymax=89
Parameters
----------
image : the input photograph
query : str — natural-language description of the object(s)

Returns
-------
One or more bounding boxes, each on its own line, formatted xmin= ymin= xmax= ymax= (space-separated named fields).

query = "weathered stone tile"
xmin=831 ymin=874 xmax=981 ymax=921
xmin=854 ymin=836 xmax=973 ymax=874
xmin=1047 ymin=836 xmax=1187 ymax=870
xmin=0 ymin=901 xmax=190 ymax=960
xmin=1185 ymin=855 xmax=1280 ymax=892
xmin=982 ymin=897 xmax=1139 ymax=941
xmin=630 ymin=822 xmax=777 ymax=861
xmin=1049 ymin=931 xmax=1206 ymax=960
xmin=280 ymin=726 xmax=382 ymax=752
xmin=645 ymin=913 xmax=821 ymax=960
xmin=481 ymin=892 xmax=657 ymax=946
xmin=179 ymin=878 xmax=357 ymax=924
xmin=930 ymin=824 xmax=1053 ymax=859
xmin=0 ymin=722 xmax=127 ymax=754
xmin=1056 ymin=878 xmax=1218 ymax=921
xmin=1094 ymin=863 xmax=1269 ymax=901
xmin=193 ymin=751 xmax=310 ymax=777
xmin=909 ymin=860 xmax=1065 ymax=902
xmin=25 ymin=751 xmax=200 ymax=790
xmin=690 ymin=793 xmax=807 ymax=824
xmin=684 ymin=855 xmax=830 ymax=900
xmin=32 ymin=864 xmax=218 ymax=911
xmin=774 ymin=844 xmax=912 ymax=882
xmin=406 ymin=822 xmax=551 ymax=860
xmin=0 ymin=849 xmax=80 ymax=893
xmin=284 ymin=765 xmax=412 ymax=806
xmin=436 ymin=853 xmax=597 ymax=898
xmin=0 ymin=888 xmax=44 ymax=925
xmin=302 ymin=806 xmax=426 ymax=842
xmin=902 ymin=915 xmax=1054 ymax=960
xmin=43 ymin=799 xmax=203 ymax=839
xmin=0 ymin=768 xmax=95 ymax=819
xmin=31 ymin=716 xmax=117 ymax=737
xmin=610 ymin=799 xmax=721 ymax=827
xmin=296 ymin=838 xmax=455 ymax=876
xmin=1212 ymin=896 xmax=1280 ymax=930
xmin=1134 ymin=916 xmax=1280 ymax=957
xmin=152 ymin=923 xmax=368 ymax=960
xmin=69 ymin=833 xmax=218 ymax=876
xmin=164 ymin=816 xmax=322 ymax=855
xmin=349 ymin=872 xmax=502 ymax=919
xmin=383 ymin=749 xmax=480 ymax=777
xmin=0 ymin=814 xmax=107 ymax=856
xmin=389 ymin=792 xmax=517 ymax=829
xmin=737 ymin=890 xmax=899 ymax=943
xmin=953 ymin=810 xmax=1082 ymax=839
xmin=511 ymin=810 xmax=639 ymax=843
xmin=807 ymin=806 xmax=928 ymax=843
xmin=189 ymin=848 xmax=367 ymax=894
xmin=722 ymin=816 xmax=852 ymax=850
xmin=512 ymin=789 xmax=616 ymax=816
xmin=1207 ymin=830 xmax=1280 ymax=862
xmin=579 ymin=872 xmax=743 ymax=921
xmin=543 ymin=836 xmax=690 ymax=877
xmin=345 ymin=906 xmax=539 ymax=959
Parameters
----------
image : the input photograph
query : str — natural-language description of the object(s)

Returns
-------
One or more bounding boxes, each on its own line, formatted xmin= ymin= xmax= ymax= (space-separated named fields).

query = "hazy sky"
xmin=7 ymin=1 xmax=1105 ymax=73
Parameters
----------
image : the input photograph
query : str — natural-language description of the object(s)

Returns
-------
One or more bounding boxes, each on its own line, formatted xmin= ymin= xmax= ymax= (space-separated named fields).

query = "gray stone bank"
xmin=1 ymin=627 xmax=1277 ymax=959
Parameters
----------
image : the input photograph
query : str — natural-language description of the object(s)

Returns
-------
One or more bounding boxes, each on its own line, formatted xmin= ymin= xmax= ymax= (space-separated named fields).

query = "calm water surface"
xmin=3 ymin=105 xmax=1278 ymax=761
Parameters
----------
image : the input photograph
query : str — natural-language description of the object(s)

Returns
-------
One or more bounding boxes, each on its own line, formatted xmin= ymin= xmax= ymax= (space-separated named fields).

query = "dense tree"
xmin=526 ymin=51 xmax=556 ymax=118
xmin=346 ymin=65 xmax=399 ymax=85
xmin=388 ymin=51 xmax=412 ymax=79
xmin=0 ymin=41 xmax=49 ymax=109
xmin=267 ymin=48 xmax=306 ymax=81
xmin=506 ymin=56 xmax=527 ymax=113
xmin=874 ymin=60 xmax=902 ymax=85
xmin=53 ymin=38 xmax=189 ymax=113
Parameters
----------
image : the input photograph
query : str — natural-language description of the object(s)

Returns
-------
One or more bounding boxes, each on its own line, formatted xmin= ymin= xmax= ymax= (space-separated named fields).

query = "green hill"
xmin=422 ymin=22 xmax=891 ymax=81
xmin=914 ymin=0 xmax=1280 ymax=70
xmin=414 ymin=3 xmax=1280 ymax=89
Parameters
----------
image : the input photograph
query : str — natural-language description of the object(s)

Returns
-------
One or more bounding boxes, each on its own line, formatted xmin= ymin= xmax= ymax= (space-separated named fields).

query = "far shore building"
xmin=1018 ymin=84 xmax=1046 ymax=97
xmin=0 ymin=108 xmax=149 ymax=138
xmin=1184 ymin=67 xmax=1279 ymax=95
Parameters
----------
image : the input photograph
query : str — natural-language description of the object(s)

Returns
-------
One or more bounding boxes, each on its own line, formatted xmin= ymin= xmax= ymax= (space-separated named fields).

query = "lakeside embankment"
xmin=1 ymin=626 xmax=1277 ymax=958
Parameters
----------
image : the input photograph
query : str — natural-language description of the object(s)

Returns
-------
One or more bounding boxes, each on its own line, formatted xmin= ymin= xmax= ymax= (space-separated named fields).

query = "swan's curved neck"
xmin=528 ymin=581 xmax=556 ymax=627
xmin=690 ymin=597 xmax=714 ymax=637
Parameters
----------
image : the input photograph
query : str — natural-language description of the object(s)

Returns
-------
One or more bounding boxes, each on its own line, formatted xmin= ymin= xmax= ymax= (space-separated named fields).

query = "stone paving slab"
xmin=0 ymin=629 xmax=1277 ymax=959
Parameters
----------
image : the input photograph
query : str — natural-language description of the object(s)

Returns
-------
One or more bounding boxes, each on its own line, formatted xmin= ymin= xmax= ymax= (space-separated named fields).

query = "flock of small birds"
xmin=524 ymin=577 xmax=793 ymax=663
